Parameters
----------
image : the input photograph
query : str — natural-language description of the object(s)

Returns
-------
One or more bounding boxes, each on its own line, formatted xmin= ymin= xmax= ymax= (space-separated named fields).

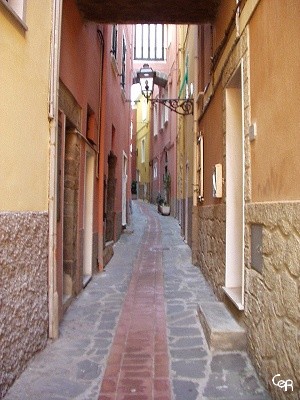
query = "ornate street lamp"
xmin=134 ymin=63 xmax=193 ymax=116
xmin=136 ymin=64 xmax=155 ymax=102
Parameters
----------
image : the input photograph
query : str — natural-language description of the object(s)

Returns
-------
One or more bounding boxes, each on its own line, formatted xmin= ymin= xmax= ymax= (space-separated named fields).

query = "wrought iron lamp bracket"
xmin=150 ymin=98 xmax=193 ymax=116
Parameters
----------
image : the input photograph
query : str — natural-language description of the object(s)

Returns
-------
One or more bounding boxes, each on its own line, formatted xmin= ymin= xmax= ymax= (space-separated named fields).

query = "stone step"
xmin=197 ymin=302 xmax=246 ymax=351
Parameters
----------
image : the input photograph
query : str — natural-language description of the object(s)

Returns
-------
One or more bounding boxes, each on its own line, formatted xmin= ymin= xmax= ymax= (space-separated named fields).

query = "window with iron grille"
xmin=134 ymin=24 xmax=165 ymax=61
xmin=111 ymin=24 xmax=118 ymax=58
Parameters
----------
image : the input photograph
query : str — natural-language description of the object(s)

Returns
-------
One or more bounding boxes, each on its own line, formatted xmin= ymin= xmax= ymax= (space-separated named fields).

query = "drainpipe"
xmin=48 ymin=0 xmax=62 ymax=339
xmin=193 ymin=26 xmax=199 ymax=207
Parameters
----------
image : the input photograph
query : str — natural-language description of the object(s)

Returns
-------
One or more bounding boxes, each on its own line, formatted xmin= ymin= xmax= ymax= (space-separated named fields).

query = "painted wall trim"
xmin=48 ymin=0 xmax=62 ymax=339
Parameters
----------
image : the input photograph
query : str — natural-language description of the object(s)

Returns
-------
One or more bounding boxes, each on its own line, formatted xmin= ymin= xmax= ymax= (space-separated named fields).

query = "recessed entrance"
xmin=224 ymin=63 xmax=245 ymax=310
xmin=83 ymin=148 xmax=95 ymax=287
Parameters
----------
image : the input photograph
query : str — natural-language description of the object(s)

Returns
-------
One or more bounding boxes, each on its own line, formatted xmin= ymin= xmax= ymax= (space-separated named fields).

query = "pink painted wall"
xmin=101 ymin=24 xmax=133 ymax=240
xmin=60 ymin=0 xmax=103 ymax=228
xmin=58 ymin=0 xmax=104 ymax=311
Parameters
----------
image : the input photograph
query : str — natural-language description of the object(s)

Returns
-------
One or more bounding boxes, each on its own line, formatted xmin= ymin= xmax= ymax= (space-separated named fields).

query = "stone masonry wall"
xmin=245 ymin=202 xmax=300 ymax=399
xmin=0 ymin=212 xmax=49 ymax=399
xmin=193 ymin=204 xmax=226 ymax=300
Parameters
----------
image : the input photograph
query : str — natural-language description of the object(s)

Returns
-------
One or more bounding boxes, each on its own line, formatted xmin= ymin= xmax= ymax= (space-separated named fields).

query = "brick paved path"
xmin=99 ymin=203 xmax=171 ymax=399
xmin=4 ymin=201 xmax=270 ymax=400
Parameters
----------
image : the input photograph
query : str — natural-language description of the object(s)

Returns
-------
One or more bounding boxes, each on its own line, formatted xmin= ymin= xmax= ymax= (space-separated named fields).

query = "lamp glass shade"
xmin=138 ymin=64 xmax=154 ymax=101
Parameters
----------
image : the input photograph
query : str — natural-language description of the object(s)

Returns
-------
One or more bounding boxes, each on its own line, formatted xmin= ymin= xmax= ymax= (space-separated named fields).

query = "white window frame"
xmin=196 ymin=133 xmax=204 ymax=202
xmin=134 ymin=24 xmax=165 ymax=61
xmin=153 ymin=160 xmax=158 ymax=180
xmin=160 ymin=88 xmax=168 ymax=129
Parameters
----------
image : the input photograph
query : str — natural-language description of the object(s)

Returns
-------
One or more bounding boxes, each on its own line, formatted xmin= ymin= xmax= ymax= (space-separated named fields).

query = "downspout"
xmin=48 ymin=0 xmax=62 ymax=339
xmin=193 ymin=26 xmax=199 ymax=207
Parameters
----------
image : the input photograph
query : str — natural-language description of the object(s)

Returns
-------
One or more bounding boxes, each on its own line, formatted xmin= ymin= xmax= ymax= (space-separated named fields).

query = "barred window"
xmin=134 ymin=24 xmax=165 ymax=61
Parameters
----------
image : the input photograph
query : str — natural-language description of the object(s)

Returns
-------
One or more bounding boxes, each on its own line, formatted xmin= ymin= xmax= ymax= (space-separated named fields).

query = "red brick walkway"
xmin=98 ymin=203 xmax=171 ymax=400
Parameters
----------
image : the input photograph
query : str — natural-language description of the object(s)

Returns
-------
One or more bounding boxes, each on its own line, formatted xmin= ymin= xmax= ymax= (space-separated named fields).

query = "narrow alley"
xmin=4 ymin=201 xmax=270 ymax=400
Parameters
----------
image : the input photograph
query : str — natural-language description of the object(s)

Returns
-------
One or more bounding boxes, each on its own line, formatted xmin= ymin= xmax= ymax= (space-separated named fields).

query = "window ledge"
xmin=0 ymin=0 xmax=28 ymax=31
xmin=222 ymin=286 xmax=244 ymax=310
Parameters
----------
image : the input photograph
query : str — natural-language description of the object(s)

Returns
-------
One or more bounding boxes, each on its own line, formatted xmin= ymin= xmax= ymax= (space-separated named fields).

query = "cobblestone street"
xmin=4 ymin=201 xmax=270 ymax=400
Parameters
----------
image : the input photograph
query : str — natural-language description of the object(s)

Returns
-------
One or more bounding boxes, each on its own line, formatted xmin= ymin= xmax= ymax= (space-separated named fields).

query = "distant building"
xmin=134 ymin=94 xmax=151 ymax=201
xmin=133 ymin=24 xmax=179 ymax=216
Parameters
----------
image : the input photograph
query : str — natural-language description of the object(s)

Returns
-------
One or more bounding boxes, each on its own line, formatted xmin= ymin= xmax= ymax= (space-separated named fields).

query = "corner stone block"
xmin=197 ymin=302 xmax=246 ymax=351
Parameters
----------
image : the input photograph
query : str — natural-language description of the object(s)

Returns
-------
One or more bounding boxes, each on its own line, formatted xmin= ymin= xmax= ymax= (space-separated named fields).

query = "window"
xmin=120 ymin=35 xmax=126 ymax=89
xmin=141 ymin=138 xmax=145 ymax=163
xmin=134 ymin=24 xmax=165 ymax=61
xmin=160 ymin=88 xmax=168 ymax=128
xmin=153 ymin=104 xmax=158 ymax=136
xmin=153 ymin=161 xmax=158 ymax=180
xmin=2 ymin=0 xmax=26 ymax=26
xmin=111 ymin=24 xmax=118 ymax=58
xmin=196 ymin=133 xmax=204 ymax=202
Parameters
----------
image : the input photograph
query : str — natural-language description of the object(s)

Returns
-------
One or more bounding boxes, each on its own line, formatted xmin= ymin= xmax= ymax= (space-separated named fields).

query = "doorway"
xmin=83 ymin=148 xmax=95 ymax=287
xmin=224 ymin=63 xmax=245 ymax=310
xmin=63 ymin=126 xmax=80 ymax=306
xmin=105 ymin=151 xmax=117 ymax=242
xmin=122 ymin=152 xmax=128 ymax=227
xmin=184 ymin=162 xmax=189 ymax=242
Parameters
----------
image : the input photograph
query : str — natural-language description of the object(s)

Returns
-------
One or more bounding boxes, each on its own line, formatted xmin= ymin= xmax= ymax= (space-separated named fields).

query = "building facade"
xmin=101 ymin=23 xmax=132 ymax=262
xmin=176 ymin=25 xmax=196 ymax=245
xmin=57 ymin=5 xmax=133 ymax=323
xmin=132 ymin=24 xmax=179 ymax=216
xmin=0 ymin=2 xmax=133 ymax=397
xmin=134 ymin=94 xmax=151 ymax=201
xmin=190 ymin=1 xmax=300 ymax=397
xmin=57 ymin=0 xmax=105 ymax=320
xmin=0 ymin=1 xmax=54 ymax=396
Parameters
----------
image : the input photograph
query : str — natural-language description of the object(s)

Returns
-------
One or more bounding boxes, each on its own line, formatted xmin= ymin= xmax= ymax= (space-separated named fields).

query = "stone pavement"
xmin=4 ymin=200 xmax=271 ymax=400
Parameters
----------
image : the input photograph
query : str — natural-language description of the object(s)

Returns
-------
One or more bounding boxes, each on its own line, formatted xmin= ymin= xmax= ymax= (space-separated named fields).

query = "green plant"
xmin=156 ymin=193 xmax=164 ymax=205
xmin=163 ymin=172 xmax=171 ymax=205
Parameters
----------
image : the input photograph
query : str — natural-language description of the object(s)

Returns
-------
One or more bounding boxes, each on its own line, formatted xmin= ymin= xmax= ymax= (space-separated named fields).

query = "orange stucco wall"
xmin=200 ymin=86 xmax=223 ymax=206
xmin=249 ymin=0 xmax=300 ymax=201
xmin=214 ymin=0 xmax=236 ymax=49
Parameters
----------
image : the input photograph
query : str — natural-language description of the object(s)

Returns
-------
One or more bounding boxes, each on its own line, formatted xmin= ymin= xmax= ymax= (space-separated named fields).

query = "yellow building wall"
xmin=177 ymin=25 xmax=195 ymax=202
xmin=249 ymin=0 xmax=300 ymax=201
xmin=184 ymin=25 xmax=196 ymax=200
xmin=0 ymin=2 xmax=52 ymax=211
xmin=136 ymin=96 xmax=150 ymax=192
